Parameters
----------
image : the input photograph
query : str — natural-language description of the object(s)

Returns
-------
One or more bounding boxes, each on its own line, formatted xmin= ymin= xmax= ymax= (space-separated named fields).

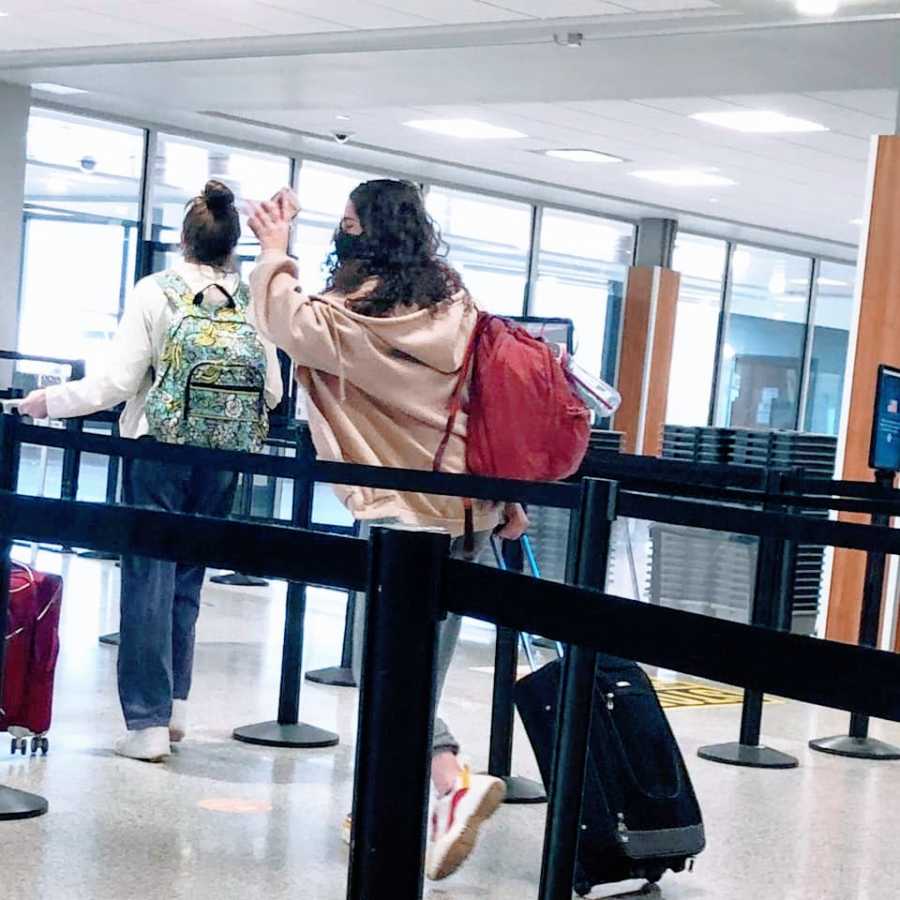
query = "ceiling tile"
xmin=479 ymin=0 xmax=622 ymax=17
xmin=263 ymin=0 xmax=432 ymax=28
xmin=378 ymin=0 xmax=531 ymax=23
xmin=611 ymin=0 xmax=720 ymax=10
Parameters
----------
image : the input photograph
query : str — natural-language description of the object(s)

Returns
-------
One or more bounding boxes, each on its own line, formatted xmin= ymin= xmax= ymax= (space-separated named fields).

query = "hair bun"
xmin=203 ymin=180 xmax=236 ymax=218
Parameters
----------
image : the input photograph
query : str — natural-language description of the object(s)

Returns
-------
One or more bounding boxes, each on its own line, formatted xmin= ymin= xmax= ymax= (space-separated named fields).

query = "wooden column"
xmin=614 ymin=265 xmax=680 ymax=456
xmin=828 ymin=135 xmax=900 ymax=646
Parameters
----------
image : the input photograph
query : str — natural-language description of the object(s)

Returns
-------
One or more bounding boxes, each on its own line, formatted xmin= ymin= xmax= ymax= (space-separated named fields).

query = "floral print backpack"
xmin=144 ymin=272 xmax=269 ymax=453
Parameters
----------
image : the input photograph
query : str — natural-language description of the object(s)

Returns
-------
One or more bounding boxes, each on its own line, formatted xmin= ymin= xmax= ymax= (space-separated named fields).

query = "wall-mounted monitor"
xmin=869 ymin=364 xmax=900 ymax=472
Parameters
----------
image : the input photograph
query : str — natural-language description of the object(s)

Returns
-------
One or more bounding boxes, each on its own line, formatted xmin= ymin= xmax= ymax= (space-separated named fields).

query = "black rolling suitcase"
xmin=514 ymin=655 xmax=705 ymax=895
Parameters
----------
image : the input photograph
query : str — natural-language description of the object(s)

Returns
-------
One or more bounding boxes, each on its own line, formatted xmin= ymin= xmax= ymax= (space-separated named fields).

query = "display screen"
xmin=869 ymin=365 xmax=900 ymax=472
xmin=509 ymin=316 xmax=574 ymax=356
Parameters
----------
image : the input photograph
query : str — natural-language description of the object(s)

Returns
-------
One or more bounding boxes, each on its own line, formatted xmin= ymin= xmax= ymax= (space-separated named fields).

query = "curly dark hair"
xmin=326 ymin=179 xmax=466 ymax=316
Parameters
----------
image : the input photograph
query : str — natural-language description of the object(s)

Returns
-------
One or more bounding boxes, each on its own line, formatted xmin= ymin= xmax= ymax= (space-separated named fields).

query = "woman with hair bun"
xmin=20 ymin=180 xmax=283 ymax=762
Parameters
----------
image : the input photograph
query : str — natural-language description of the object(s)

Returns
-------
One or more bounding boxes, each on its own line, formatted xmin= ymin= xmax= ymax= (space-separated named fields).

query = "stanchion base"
xmin=496 ymin=774 xmax=547 ymax=805
xmin=0 ymin=785 xmax=49 ymax=821
xmin=697 ymin=742 xmax=798 ymax=769
xmin=210 ymin=573 xmax=270 ymax=587
xmin=305 ymin=666 xmax=357 ymax=688
xmin=809 ymin=735 xmax=900 ymax=760
xmin=232 ymin=721 xmax=340 ymax=749
xmin=78 ymin=550 xmax=119 ymax=561
xmin=99 ymin=632 xmax=120 ymax=646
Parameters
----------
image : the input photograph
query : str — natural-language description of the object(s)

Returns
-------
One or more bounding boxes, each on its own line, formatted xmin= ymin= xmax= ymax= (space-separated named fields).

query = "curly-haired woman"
xmin=248 ymin=179 xmax=527 ymax=881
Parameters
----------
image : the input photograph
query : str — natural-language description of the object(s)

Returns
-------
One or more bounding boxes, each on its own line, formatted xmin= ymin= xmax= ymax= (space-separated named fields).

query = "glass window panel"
xmin=427 ymin=186 xmax=532 ymax=317
xmin=715 ymin=245 xmax=813 ymax=429
xmin=294 ymin=162 xmax=376 ymax=293
xmin=666 ymin=233 xmax=728 ymax=426
xmin=150 ymin=133 xmax=292 ymax=252
xmin=531 ymin=208 xmax=634 ymax=378
xmin=18 ymin=109 xmax=144 ymax=374
xmin=804 ymin=260 xmax=856 ymax=435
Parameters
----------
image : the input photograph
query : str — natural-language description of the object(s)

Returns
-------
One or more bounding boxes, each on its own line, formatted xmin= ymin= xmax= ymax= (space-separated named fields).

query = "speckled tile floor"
xmin=2 ymin=549 xmax=899 ymax=900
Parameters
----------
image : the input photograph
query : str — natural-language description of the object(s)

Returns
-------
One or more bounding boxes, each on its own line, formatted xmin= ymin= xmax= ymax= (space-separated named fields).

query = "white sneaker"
xmin=169 ymin=700 xmax=188 ymax=743
xmin=114 ymin=727 xmax=170 ymax=762
xmin=426 ymin=768 xmax=506 ymax=881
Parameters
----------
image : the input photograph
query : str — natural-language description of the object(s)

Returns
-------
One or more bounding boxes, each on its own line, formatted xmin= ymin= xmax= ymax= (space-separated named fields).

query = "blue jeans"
xmin=119 ymin=454 xmax=238 ymax=730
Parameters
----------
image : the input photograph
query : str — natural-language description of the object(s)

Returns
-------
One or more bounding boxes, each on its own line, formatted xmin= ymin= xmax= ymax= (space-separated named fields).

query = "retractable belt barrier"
xmin=3 ymin=415 xmax=900 ymax=897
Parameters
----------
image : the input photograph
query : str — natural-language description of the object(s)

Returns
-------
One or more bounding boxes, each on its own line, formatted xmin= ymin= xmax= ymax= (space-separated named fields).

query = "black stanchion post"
xmin=233 ymin=426 xmax=339 ymax=748
xmin=539 ymin=478 xmax=617 ymax=900
xmin=59 ymin=418 xmax=82 ymax=504
xmin=698 ymin=468 xmax=799 ymax=769
xmin=810 ymin=468 xmax=900 ymax=760
xmin=305 ymin=589 xmax=359 ymax=688
xmin=347 ymin=525 xmax=451 ymax=900
xmin=486 ymin=535 xmax=546 ymax=804
xmin=83 ymin=418 xmax=123 ymax=565
xmin=0 ymin=413 xmax=49 ymax=821
xmin=210 ymin=471 xmax=270 ymax=588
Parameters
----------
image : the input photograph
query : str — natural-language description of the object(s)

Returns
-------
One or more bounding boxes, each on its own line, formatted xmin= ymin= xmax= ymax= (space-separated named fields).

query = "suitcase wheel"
xmin=10 ymin=737 xmax=28 ymax=756
xmin=41 ymin=737 xmax=49 ymax=755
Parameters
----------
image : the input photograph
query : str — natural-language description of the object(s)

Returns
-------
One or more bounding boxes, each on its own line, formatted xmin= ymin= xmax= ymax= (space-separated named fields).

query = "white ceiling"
xmin=2 ymin=0 xmax=900 ymax=255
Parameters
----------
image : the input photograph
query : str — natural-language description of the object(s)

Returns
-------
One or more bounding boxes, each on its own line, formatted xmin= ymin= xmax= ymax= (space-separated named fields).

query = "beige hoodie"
xmin=250 ymin=250 xmax=500 ymax=537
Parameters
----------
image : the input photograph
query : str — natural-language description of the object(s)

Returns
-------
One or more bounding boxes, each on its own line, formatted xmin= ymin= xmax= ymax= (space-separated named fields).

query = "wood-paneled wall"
xmin=828 ymin=135 xmax=900 ymax=648
xmin=615 ymin=266 xmax=680 ymax=456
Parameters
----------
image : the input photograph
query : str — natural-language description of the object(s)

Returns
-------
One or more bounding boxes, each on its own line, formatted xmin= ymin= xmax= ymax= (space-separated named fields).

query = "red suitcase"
xmin=1 ymin=563 xmax=63 ymax=755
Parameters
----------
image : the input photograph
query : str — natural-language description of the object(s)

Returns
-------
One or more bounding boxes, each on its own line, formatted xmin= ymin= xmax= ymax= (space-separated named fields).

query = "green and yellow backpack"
xmin=145 ymin=272 xmax=269 ymax=453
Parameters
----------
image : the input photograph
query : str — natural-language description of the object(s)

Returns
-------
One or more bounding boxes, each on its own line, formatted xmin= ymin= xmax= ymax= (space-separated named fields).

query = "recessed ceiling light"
xmin=336 ymin=114 xmax=351 ymax=121
xmin=31 ymin=82 xmax=88 ymax=95
xmin=795 ymin=0 xmax=839 ymax=15
xmin=708 ymin=198 xmax=720 ymax=204
xmin=404 ymin=118 xmax=527 ymax=140
xmin=631 ymin=169 xmax=737 ymax=188
xmin=544 ymin=149 xmax=623 ymax=164
xmin=850 ymin=217 xmax=864 ymax=226
xmin=0 ymin=11 xmax=9 ymax=16
xmin=691 ymin=110 xmax=827 ymax=134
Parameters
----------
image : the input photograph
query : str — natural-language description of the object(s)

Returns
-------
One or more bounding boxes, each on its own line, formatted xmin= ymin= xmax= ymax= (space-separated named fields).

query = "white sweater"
xmin=45 ymin=260 xmax=283 ymax=439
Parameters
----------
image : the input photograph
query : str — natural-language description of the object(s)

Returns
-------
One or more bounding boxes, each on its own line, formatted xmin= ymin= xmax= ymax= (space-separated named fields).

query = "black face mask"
xmin=334 ymin=229 xmax=375 ymax=263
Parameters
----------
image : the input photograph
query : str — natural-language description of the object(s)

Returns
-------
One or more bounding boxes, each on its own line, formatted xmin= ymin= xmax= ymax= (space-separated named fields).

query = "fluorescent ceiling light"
xmin=31 ymin=82 xmax=88 ymax=95
xmin=691 ymin=110 xmax=827 ymax=134
xmin=631 ymin=169 xmax=737 ymax=188
xmin=817 ymin=277 xmax=849 ymax=287
xmin=545 ymin=149 xmax=623 ymax=164
xmin=404 ymin=118 xmax=526 ymax=140
xmin=795 ymin=0 xmax=839 ymax=15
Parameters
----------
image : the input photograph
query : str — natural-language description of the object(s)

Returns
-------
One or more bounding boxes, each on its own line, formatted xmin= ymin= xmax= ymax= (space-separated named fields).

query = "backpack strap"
xmin=433 ymin=311 xmax=492 ymax=473
xmin=155 ymin=271 xmax=196 ymax=310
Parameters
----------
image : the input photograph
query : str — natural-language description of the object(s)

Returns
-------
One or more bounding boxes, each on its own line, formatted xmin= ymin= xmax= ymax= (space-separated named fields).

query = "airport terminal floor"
xmin=3 ymin=548 xmax=898 ymax=900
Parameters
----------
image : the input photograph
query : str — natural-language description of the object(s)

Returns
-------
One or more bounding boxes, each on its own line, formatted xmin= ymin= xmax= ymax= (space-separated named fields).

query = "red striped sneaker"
xmin=425 ymin=768 xmax=506 ymax=881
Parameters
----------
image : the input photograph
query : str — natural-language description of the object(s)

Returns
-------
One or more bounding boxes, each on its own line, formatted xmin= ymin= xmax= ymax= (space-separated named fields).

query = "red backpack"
xmin=435 ymin=313 xmax=591 ymax=487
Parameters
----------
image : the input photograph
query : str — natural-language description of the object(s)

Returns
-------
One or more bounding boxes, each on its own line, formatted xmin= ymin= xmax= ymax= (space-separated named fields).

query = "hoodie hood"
xmin=320 ymin=287 xmax=475 ymax=375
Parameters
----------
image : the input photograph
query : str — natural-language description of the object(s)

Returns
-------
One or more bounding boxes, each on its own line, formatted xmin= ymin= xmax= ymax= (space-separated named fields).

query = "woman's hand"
xmin=248 ymin=198 xmax=292 ymax=255
xmin=497 ymin=503 xmax=530 ymax=541
xmin=18 ymin=389 xmax=49 ymax=419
